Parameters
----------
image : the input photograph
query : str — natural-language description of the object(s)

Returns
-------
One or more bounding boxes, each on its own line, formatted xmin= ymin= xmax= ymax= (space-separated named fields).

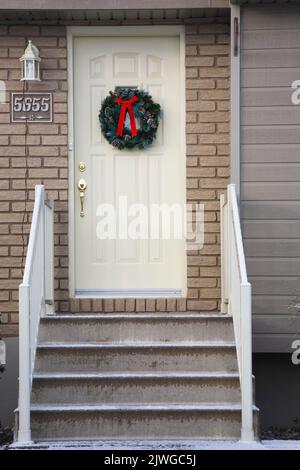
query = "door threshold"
xmin=74 ymin=289 xmax=183 ymax=298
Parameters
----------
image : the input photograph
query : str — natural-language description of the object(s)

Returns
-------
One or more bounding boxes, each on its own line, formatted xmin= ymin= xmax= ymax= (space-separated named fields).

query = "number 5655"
xmin=13 ymin=96 xmax=50 ymax=112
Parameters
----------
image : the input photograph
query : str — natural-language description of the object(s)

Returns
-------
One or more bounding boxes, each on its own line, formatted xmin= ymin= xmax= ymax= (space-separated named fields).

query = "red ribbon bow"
xmin=116 ymin=95 xmax=138 ymax=137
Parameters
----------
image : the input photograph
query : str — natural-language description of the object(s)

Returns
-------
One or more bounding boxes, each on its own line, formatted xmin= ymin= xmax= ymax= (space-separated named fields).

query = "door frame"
xmin=67 ymin=25 xmax=186 ymax=298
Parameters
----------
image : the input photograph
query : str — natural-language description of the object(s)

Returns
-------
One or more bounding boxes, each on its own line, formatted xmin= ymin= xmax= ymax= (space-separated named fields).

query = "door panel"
xmin=73 ymin=34 xmax=185 ymax=296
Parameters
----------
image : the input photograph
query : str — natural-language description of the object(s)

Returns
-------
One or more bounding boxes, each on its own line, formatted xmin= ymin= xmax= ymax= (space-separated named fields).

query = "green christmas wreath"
xmin=99 ymin=88 xmax=161 ymax=150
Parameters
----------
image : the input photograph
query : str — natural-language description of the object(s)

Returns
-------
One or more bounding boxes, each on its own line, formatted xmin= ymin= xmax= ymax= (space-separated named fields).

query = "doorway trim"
xmin=67 ymin=25 xmax=186 ymax=298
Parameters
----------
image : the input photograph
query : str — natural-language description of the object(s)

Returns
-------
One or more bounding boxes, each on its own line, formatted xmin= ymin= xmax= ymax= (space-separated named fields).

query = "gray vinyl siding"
xmin=240 ymin=4 xmax=300 ymax=352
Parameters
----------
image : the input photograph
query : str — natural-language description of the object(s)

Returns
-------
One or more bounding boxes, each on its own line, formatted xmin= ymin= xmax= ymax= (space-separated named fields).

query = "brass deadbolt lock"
xmin=78 ymin=162 xmax=86 ymax=172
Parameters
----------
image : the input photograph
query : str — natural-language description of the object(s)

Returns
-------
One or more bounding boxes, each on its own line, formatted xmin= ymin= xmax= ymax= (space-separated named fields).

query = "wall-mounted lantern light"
xmin=20 ymin=40 xmax=41 ymax=82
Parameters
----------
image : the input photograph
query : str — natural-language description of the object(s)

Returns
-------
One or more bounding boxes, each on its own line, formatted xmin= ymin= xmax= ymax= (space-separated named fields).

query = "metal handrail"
xmin=18 ymin=185 xmax=54 ymax=442
xmin=221 ymin=184 xmax=254 ymax=442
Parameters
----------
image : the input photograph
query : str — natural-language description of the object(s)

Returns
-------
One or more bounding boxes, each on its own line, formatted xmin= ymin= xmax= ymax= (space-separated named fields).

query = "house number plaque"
xmin=11 ymin=92 xmax=52 ymax=122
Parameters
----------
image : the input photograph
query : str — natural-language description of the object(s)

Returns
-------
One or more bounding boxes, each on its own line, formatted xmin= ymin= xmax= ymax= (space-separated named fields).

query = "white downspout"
xmin=230 ymin=1 xmax=241 ymax=199
xmin=229 ymin=2 xmax=255 ymax=442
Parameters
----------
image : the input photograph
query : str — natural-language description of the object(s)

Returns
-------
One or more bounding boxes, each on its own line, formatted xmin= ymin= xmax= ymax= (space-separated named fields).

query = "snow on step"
xmin=31 ymin=370 xmax=241 ymax=405
xmin=35 ymin=341 xmax=238 ymax=373
xmin=30 ymin=403 xmax=255 ymax=440
xmin=30 ymin=310 xmax=255 ymax=440
xmin=39 ymin=312 xmax=234 ymax=343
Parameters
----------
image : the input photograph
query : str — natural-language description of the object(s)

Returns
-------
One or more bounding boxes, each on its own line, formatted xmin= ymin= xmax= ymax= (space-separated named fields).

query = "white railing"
xmin=220 ymin=184 xmax=254 ymax=442
xmin=18 ymin=185 xmax=54 ymax=442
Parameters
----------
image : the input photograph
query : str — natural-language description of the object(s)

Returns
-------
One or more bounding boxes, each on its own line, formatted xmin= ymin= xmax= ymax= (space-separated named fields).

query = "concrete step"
xmin=39 ymin=313 xmax=234 ymax=343
xmin=27 ymin=310 xmax=260 ymax=441
xmin=30 ymin=403 xmax=257 ymax=440
xmin=35 ymin=341 xmax=238 ymax=373
xmin=31 ymin=371 xmax=241 ymax=405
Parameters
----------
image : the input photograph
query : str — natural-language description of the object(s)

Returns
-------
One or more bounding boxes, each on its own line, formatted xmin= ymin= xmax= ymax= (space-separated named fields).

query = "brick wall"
xmin=0 ymin=16 xmax=230 ymax=336
xmin=185 ymin=22 xmax=230 ymax=312
xmin=0 ymin=25 xmax=68 ymax=336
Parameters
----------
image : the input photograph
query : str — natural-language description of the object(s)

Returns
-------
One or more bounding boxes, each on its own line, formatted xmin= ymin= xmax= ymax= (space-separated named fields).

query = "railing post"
xmin=227 ymin=185 xmax=232 ymax=316
xmin=240 ymin=282 xmax=254 ymax=442
xmin=18 ymin=284 xmax=32 ymax=443
xmin=220 ymin=193 xmax=228 ymax=313
xmin=44 ymin=199 xmax=55 ymax=315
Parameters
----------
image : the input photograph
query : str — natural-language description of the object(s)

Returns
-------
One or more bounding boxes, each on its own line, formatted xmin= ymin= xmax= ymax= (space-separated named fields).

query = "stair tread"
xmin=31 ymin=403 xmax=249 ymax=411
xmin=33 ymin=371 xmax=240 ymax=379
xmin=42 ymin=312 xmax=231 ymax=320
xmin=37 ymin=340 xmax=236 ymax=348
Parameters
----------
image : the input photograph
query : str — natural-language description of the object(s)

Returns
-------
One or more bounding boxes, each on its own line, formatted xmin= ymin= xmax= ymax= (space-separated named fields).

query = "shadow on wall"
xmin=0 ymin=337 xmax=18 ymax=428
xmin=253 ymin=353 xmax=300 ymax=434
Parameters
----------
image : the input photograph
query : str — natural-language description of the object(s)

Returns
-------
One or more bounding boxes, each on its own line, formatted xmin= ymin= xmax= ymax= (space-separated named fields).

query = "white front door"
xmin=71 ymin=29 xmax=186 ymax=297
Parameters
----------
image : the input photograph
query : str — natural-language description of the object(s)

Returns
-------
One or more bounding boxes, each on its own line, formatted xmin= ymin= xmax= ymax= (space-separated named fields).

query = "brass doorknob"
xmin=77 ymin=179 xmax=87 ymax=217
